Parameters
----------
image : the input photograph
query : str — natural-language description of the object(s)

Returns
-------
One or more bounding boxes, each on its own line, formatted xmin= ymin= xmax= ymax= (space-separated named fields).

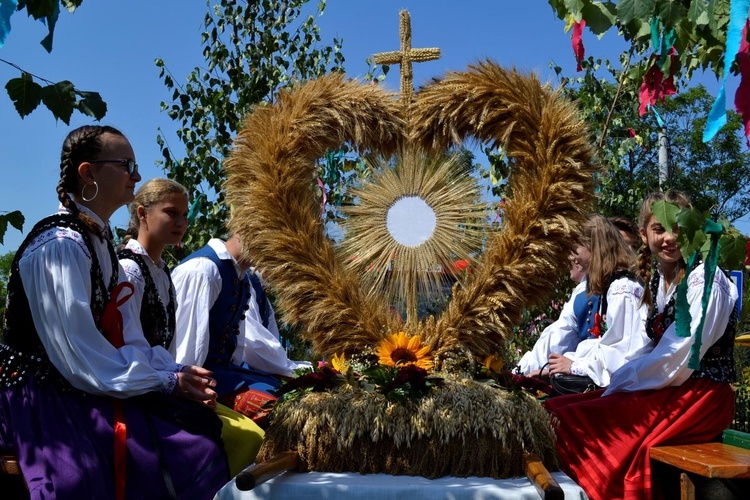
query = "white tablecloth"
xmin=215 ymin=470 xmax=588 ymax=499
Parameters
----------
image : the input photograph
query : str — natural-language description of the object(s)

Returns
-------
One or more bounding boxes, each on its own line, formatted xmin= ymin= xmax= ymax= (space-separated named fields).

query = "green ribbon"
xmin=187 ymin=193 xmax=206 ymax=226
xmin=674 ymin=219 xmax=723 ymax=370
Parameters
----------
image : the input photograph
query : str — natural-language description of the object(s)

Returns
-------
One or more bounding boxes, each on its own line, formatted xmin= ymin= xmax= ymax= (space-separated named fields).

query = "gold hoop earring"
xmin=81 ymin=182 xmax=99 ymax=202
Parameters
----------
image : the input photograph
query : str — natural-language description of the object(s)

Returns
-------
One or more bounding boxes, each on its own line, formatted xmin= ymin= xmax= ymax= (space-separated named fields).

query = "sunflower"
xmin=376 ymin=331 xmax=434 ymax=370
xmin=330 ymin=353 xmax=349 ymax=373
xmin=482 ymin=354 xmax=504 ymax=373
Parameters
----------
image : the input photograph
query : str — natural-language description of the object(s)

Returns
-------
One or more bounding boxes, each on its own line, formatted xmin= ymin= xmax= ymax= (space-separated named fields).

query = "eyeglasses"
xmin=88 ymin=159 xmax=139 ymax=176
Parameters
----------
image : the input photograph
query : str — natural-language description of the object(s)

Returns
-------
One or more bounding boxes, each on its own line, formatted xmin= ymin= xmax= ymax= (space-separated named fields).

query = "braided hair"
xmin=119 ymin=178 xmax=188 ymax=250
xmin=57 ymin=125 xmax=125 ymax=239
xmin=637 ymin=189 xmax=691 ymax=308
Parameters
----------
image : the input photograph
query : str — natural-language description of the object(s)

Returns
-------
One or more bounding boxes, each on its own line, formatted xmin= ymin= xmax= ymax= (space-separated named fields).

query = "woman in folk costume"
xmin=545 ymin=214 xmax=652 ymax=390
xmin=544 ymin=190 xmax=738 ymax=500
xmin=118 ymin=178 xmax=264 ymax=476
xmin=516 ymin=233 xmax=596 ymax=376
xmin=0 ymin=126 xmax=228 ymax=499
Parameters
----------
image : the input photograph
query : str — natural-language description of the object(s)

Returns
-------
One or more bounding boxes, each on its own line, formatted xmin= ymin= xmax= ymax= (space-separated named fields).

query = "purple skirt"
xmin=0 ymin=375 xmax=229 ymax=499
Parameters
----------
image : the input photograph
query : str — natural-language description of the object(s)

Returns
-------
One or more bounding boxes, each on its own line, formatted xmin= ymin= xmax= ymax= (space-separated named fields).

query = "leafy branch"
xmin=1 ymin=58 xmax=106 ymax=123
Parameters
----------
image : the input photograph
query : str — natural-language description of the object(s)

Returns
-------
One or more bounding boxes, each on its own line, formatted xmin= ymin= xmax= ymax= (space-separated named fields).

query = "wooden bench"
xmin=650 ymin=442 xmax=750 ymax=500
xmin=0 ymin=454 xmax=21 ymax=476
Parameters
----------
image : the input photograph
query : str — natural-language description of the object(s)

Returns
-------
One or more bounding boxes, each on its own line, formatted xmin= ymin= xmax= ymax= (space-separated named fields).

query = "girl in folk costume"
xmin=519 ymin=214 xmax=650 ymax=383
xmin=545 ymin=214 xmax=652 ymax=390
xmin=544 ymin=190 xmax=738 ymax=500
xmin=118 ymin=178 xmax=265 ymax=476
xmin=0 ymin=126 xmax=229 ymax=499
xmin=516 ymin=234 xmax=594 ymax=376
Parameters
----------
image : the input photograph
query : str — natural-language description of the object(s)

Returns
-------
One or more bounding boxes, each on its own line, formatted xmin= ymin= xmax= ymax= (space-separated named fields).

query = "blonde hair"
xmin=581 ymin=214 xmax=638 ymax=296
xmin=120 ymin=178 xmax=188 ymax=248
xmin=636 ymin=189 xmax=691 ymax=307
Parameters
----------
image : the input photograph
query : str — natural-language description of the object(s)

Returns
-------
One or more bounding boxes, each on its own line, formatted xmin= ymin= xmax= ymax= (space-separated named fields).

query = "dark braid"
xmin=58 ymin=125 xmax=125 ymax=239
xmin=638 ymin=245 xmax=654 ymax=307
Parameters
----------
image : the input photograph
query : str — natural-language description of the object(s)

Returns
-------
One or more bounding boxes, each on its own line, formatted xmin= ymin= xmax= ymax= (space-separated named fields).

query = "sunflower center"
xmin=390 ymin=348 xmax=418 ymax=364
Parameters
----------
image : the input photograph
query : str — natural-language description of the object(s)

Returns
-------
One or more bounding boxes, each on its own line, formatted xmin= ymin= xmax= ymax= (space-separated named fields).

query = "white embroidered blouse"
xmin=18 ymin=203 xmax=179 ymax=397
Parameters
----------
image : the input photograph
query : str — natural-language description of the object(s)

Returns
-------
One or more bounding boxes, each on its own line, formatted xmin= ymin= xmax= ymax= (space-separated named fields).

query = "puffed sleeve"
xmin=170 ymin=258 xmax=222 ymax=366
xmin=516 ymin=281 xmax=586 ymax=375
xmin=19 ymin=235 xmax=176 ymax=398
xmin=568 ymin=277 xmax=652 ymax=387
xmin=604 ymin=264 xmax=738 ymax=395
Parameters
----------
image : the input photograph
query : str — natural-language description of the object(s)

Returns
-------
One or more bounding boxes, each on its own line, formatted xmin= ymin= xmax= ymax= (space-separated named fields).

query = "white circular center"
xmin=386 ymin=196 xmax=436 ymax=247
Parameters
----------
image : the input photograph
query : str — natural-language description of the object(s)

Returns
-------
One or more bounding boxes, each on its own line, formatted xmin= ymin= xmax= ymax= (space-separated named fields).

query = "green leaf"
xmin=60 ymin=1 xmax=83 ymax=13
xmin=40 ymin=80 xmax=76 ymax=124
xmin=686 ymin=0 xmax=709 ymax=26
xmin=678 ymin=228 xmax=706 ymax=263
xmin=564 ymin=0 xmax=585 ymax=19
xmin=582 ymin=1 xmax=617 ymax=35
xmin=0 ymin=210 xmax=23 ymax=245
xmin=675 ymin=206 xmax=705 ymax=243
xmin=5 ymin=210 xmax=24 ymax=231
xmin=5 ymin=73 xmax=43 ymax=117
xmin=617 ymin=0 xmax=656 ymax=26
xmin=22 ymin=0 xmax=57 ymax=20
xmin=718 ymin=233 xmax=748 ymax=270
xmin=655 ymin=0 xmax=687 ymax=28
xmin=650 ymin=200 xmax=680 ymax=233
xmin=75 ymin=90 xmax=107 ymax=120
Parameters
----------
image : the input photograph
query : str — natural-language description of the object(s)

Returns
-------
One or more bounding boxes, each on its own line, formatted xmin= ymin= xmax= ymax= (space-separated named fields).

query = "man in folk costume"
xmin=171 ymin=234 xmax=300 ymax=422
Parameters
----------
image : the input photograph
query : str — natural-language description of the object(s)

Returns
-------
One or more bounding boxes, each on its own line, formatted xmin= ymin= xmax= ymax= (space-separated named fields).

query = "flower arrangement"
xmin=275 ymin=331 xmax=551 ymax=406
xmin=256 ymin=331 xmax=558 ymax=479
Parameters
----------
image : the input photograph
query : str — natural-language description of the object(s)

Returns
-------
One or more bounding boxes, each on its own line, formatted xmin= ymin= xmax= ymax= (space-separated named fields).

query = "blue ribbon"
xmin=650 ymin=105 xmax=666 ymax=127
xmin=0 ymin=0 xmax=18 ymax=49
xmin=703 ymin=0 xmax=750 ymax=142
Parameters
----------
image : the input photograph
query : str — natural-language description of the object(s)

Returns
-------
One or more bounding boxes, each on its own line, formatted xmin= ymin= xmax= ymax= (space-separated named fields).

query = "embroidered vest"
xmin=646 ymin=268 xmax=736 ymax=383
xmin=573 ymin=292 xmax=600 ymax=341
xmin=0 ymin=214 xmax=118 ymax=390
xmin=117 ymin=249 xmax=176 ymax=350
xmin=181 ymin=245 xmax=251 ymax=369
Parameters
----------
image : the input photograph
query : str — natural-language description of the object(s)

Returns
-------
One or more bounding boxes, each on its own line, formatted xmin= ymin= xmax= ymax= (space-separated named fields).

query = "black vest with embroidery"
xmin=117 ymin=248 xmax=176 ymax=350
xmin=0 ymin=214 xmax=118 ymax=390
xmin=645 ymin=267 xmax=736 ymax=383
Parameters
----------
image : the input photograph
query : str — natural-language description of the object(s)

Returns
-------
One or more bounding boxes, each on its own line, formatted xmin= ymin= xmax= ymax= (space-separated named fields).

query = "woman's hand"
xmin=176 ymin=365 xmax=218 ymax=408
xmin=548 ymin=353 xmax=573 ymax=376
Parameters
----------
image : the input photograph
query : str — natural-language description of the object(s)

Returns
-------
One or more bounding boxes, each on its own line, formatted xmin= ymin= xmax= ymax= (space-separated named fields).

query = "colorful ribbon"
xmin=101 ymin=281 xmax=135 ymax=500
xmin=0 ymin=0 xmax=18 ymax=49
xmin=736 ymin=21 xmax=750 ymax=146
xmin=674 ymin=219 xmax=723 ymax=371
xmin=186 ymin=193 xmax=206 ymax=226
xmin=703 ymin=0 xmax=750 ymax=142
xmin=572 ymin=20 xmax=586 ymax=72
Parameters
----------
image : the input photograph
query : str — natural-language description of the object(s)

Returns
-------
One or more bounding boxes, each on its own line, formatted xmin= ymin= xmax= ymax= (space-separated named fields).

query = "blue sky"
xmin=0 ymin=1 xmax=746 ymax=251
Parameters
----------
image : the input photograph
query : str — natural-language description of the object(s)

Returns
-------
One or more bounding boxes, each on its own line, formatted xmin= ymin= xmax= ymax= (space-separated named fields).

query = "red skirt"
xmin=543 ymin=378 xmax=734 ymax=500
